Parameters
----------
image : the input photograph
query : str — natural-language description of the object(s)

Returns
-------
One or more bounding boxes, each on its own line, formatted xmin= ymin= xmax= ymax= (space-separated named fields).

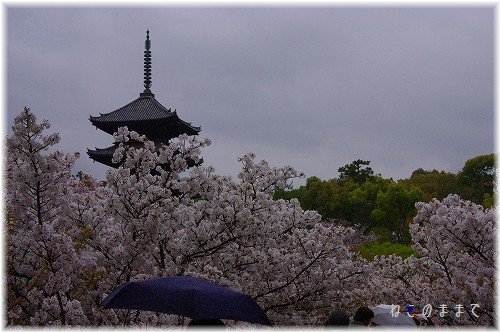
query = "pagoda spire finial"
xmin=141 ymin=29 xmax=154 ymax=97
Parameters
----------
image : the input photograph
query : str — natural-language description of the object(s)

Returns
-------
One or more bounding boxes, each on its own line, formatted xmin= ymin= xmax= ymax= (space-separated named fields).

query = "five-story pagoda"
xmin=87 ymin=31 xmax=201 ymax=167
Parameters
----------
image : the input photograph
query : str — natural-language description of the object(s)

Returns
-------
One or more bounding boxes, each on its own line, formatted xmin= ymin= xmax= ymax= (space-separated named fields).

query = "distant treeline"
xmin=275 ymin=154 xmax=495 ymax=245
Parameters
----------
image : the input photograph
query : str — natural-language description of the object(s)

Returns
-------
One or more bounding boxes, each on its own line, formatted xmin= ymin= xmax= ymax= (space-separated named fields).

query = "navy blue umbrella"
xmin=101 ymin=276 xmax=271 ymax=325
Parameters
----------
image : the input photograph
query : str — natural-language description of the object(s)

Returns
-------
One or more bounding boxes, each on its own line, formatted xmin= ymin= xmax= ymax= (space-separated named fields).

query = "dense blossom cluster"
xmin=410 ymin=195 xmax=495 ymax=324
xmin=6 ymin=108 xmax=495 ymax=326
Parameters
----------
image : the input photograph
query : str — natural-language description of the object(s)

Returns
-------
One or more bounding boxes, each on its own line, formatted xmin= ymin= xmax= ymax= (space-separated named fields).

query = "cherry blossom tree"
xmin=6 ymin=108 xmax=90 ymax=325
xmin=366 ymin=195 xmax=495 ymax=326
xmin=74 ymin=128 xmax=369 ymax=325
xmin=409 ymin=195 xmax=495 ymax=325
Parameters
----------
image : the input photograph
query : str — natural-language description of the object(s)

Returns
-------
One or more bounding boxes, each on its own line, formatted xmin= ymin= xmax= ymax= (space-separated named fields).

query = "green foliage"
xmin=275 ymin=154 xmax=494 ymax=244
xmin=482 ymin=193 xmax=495 ymax=209
xmin=371 ymin=183 xmax=424 ymax=243
xmin=338 ymin=159 xmax=374 ymax=184
xmin=346 ymin=177 xmax=391 ymax=227
xmin=356 ymin=241 xmax=417 ymax=261
xmin=304 ymin=177 xmax=337 ymax=217
xmin=401 ymin=169 xmax=462 ymax=201
xmin=369 ymin=226 xmax=392 ymax=243
xmin=458 ymin=153 xmax=495 ymax=203
xmin=401 ymin=153 xmax=496 ymax=206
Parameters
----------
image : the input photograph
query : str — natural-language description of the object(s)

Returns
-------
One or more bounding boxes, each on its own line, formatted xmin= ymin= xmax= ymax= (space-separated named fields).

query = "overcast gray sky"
xmin=7 ymin=7 xmax=494 ymax=185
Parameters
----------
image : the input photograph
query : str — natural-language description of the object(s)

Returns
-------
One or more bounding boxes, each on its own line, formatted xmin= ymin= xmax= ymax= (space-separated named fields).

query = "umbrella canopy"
xmin=371 ymin=304 xmax=417 ymax=327
xmin=101 ymin=276 xmax=271 ymax=325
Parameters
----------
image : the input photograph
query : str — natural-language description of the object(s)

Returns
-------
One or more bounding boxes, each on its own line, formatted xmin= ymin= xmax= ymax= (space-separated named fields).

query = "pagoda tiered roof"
xmin=91 ymin=96 xmax=174 ymax=122
xmin=89 ymin=95 xmax=200 ymax=139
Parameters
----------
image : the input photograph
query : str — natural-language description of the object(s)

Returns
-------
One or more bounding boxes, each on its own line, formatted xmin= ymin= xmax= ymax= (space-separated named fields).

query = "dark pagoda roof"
xmin=89 ymin=95 xmax=201 ymax=139
xmin=87 ymin=143 xmax=122 ymax=168
xmin=91 ymin=95 xmax=174 ymax=122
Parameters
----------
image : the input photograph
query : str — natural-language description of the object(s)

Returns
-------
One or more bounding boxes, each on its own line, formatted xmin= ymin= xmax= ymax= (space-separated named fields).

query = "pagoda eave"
xmin=87 ymin=148 xmax=121 ymax=168
xmin=90 ymin=117 xmax=200 ymax=139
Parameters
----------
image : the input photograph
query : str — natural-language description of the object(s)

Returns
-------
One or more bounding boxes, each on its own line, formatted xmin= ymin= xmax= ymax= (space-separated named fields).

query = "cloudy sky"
xmin=7 ymin=7 xmax=494 ymax=185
